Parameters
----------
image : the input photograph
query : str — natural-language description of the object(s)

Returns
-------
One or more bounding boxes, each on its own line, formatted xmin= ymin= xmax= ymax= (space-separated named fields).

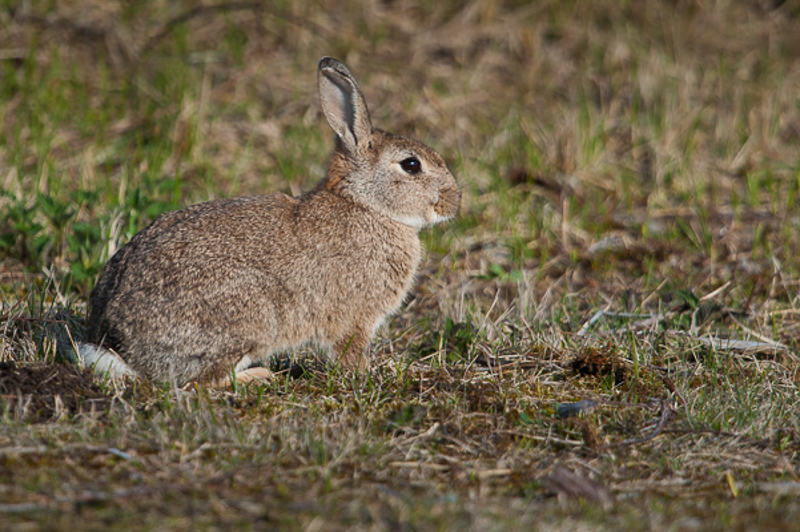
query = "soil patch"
xmin=0 ymin=362 xmax=110 ymax=422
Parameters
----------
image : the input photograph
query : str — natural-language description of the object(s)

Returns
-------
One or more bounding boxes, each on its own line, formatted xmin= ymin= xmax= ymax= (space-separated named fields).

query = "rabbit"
xmin=77 ymin=57 xmax=461 ymax=386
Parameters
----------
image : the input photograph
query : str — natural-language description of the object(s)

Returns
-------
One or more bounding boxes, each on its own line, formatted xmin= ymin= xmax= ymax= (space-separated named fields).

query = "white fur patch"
xmin=235 ymin=355 xmax=254 ymax=372
xmin=77 ymin=343 xmax=138 ymax=379
xmin=430 ymin=211 xmax=454 ymax=224
xmin=393 ymin=209 xmax=454 ymax=229
xmin=392 ymin=214 xmax=429 ymax=229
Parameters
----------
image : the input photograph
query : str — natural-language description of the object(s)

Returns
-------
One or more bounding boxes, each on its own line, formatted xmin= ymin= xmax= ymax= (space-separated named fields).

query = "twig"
xmin=640 ymin=278 xmax=669 ymax=308
xmin=388 ymin=461 xmax=449 ymax=471
xmin=699 ymin=281 xmax=731 ymax=302
xmin=661 ymin=428 xmax=742 ymax=438
xmin=576 ymin=308 xmax=670 ymax=338
xmin=22 ymin=15 xmax=107 ymax=41
xmin=601 ymin=398 xmax=671 ymax=450
xmin=576 ymin=309 xmax=606 ymax=337
xmin=668 ymin=329 xmax=792 ymax=358
xmin=726 ymin=312 xmax=793 ymax=352
xmin=659 ymin=373 xmax=686 ymax=405
xmin=0 ymin=503 xmax=55 ymax=513
xmin=0 ymin=444 xmax=138 ymax=462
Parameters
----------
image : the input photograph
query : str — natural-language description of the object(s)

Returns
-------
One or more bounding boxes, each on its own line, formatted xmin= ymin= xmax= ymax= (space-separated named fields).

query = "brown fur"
xmin=81 ymin=57 xmax=460 ymax=385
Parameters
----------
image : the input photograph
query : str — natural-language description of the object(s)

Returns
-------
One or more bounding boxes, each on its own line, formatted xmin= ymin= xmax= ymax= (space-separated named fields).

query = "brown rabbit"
xmin=77 ymin=57 xmax=460 ymax=385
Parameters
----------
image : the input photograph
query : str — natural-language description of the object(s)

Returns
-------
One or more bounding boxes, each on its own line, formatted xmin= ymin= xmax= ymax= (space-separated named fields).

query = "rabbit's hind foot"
xmin=216 ymin=366 xmax=274 ymax=387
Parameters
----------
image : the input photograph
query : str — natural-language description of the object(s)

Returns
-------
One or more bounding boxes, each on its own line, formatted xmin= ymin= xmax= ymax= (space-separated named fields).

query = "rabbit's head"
xmin=318 ymin=57 xmax=460 ymax=229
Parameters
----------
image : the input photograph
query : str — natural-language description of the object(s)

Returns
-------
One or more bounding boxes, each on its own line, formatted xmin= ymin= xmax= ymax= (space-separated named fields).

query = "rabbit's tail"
xmin=77 ymin=343 xmax=139 ymax=379
xmin=41 ymin=307 xmax=137 ymax=380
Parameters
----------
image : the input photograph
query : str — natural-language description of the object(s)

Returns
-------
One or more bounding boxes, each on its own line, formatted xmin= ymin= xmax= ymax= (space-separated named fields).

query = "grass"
xmin=2 ymin=0 xmax=800 ymax=529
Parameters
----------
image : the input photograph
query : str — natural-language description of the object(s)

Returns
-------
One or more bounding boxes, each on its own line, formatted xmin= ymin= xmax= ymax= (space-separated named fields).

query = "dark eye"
xmin=400 ymin=157 xmax=422 ymax=175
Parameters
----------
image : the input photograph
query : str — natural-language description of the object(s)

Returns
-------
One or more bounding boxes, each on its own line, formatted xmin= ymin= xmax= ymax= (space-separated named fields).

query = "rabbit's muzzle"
xmin=434 ymin=184 xmax=461 ymax=221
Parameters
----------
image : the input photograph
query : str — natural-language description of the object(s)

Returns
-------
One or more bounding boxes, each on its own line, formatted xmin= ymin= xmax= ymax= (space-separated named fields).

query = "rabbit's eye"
xmin=400 ymin=157 xmax=422 ymax=175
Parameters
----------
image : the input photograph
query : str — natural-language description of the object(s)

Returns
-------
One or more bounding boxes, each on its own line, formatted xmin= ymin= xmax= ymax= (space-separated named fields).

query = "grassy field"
xmin=2 ymin=0 xmax=800 ymax=529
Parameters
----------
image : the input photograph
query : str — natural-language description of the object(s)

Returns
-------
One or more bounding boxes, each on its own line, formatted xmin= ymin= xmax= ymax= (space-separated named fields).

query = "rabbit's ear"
xmin=318 ymin=57 xmax=373 ymax=155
